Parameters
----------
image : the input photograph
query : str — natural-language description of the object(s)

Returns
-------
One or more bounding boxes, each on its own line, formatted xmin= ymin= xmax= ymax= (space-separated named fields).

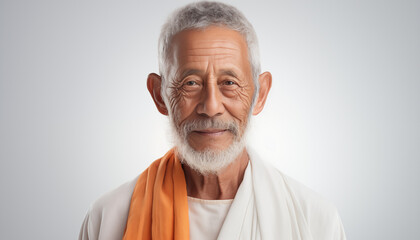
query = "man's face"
xmin=168 ymin=26 xmax=255 ymax=153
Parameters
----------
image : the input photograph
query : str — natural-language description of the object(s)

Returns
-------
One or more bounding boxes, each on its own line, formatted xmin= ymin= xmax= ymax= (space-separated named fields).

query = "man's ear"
xmin=147 ymin=73 xmax=169 ymax=116
xmin=252 ymin=71 xmax=272 ymax=115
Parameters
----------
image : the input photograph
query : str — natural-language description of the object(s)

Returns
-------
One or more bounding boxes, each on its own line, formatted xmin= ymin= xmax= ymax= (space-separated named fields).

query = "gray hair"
xmin=158 ymin=1 xmax=261 ymax=106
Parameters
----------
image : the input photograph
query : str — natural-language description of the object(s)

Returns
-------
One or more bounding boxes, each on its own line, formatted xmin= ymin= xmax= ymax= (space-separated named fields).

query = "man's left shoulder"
xmin=280 ymin=172 xmax=346 ymax=238
xmin=282 ymin=173 xmax=338 ymax=216
xmin=253 ymin=154 xmax=341 ymax=220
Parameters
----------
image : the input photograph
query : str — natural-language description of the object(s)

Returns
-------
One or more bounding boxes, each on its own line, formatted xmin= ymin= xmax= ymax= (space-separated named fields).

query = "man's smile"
xmin=192 ymin=128 xmax=228 ymax=136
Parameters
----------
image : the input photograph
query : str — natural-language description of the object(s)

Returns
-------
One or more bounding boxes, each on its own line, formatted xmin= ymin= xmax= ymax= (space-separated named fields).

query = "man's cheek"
xmin=172 ymin=99 xmax=196 ymax=126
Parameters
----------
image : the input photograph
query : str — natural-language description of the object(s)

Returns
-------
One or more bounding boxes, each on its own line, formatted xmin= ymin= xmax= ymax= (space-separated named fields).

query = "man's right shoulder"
xmin=79 ymin=175 xmax=139 ymax=240
xmin=90 ymin=175 xmax=139 ymax=214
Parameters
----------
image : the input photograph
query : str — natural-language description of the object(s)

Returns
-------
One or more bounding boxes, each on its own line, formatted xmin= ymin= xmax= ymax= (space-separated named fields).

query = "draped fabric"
xmin=218 ymin=149 xmax=346 ymax=240
xmin=122 ymin=148 xmax=190 ymax=240
xmin=218 ymin=152 xmax=314 ymax=239
xmin=118 ymin=148 xmax=346 ymax=240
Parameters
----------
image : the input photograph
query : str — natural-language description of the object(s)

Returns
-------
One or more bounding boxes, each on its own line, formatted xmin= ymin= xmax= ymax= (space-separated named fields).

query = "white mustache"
xmin=181 ymin=118 xmax=239 ymax=137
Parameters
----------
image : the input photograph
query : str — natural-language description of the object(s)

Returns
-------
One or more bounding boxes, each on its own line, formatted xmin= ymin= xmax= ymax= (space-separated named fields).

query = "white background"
xmin=1 ymin=0 xmax=419 ymax=239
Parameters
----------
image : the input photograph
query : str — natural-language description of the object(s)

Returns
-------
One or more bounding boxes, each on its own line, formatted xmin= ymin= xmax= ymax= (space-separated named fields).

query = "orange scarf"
xmin=122 ymin=148 xmax=190 ymax=240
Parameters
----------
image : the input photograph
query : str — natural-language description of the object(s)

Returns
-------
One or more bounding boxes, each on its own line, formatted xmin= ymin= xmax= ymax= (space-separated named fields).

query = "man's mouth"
xmin=193 ymin=128 xmax=228 ymax=136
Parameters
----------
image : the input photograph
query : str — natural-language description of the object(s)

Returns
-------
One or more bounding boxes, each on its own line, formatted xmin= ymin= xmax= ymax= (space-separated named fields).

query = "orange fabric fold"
xmin=123 ymin=148 xmax=190 ymax=240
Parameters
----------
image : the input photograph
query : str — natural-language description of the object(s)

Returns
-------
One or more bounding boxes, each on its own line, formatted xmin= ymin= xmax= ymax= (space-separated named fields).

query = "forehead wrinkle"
xmin=178 ymin=59 xmax=244 ymax=73
xmin=182 ymin=55 xmax=237 ymax=64
xmin=172 ymin=31 xmax=251 ymax=84
xmin=192 ymin=38 xmax=243 ymax=46
xmin=185 ymin=46 xmax=241 ymax=52
xmin=181 ymin=43 xmax=244 ymax=57
xmin=181 ymin=49 xmax=240 ymax=57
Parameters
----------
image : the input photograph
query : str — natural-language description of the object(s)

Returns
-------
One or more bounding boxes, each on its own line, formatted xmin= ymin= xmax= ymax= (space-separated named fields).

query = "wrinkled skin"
xmin=147 ymin=26 xmax=272 ymax=199
xmin=169 ymin=26 xmax=256 ymax=151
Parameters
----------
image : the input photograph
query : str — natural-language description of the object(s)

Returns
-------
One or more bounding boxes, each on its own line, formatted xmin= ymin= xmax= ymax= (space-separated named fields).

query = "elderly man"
xmin=79 ymin=2 xmax=346 ymax=240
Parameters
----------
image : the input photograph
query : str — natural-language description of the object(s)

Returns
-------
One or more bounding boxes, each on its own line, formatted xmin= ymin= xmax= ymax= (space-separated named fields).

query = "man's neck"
xmin=182 ymin=148 xmax=249 ymax=200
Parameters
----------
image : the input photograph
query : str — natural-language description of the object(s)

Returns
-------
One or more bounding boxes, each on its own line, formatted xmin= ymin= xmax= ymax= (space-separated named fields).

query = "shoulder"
xmin=249 ymin=150 xmax=341 ymax=223
xmin=256 ymin=157 xmax=340 ymax=220
xmin=281 ymin=173 xmax=338 ymax=218
xmin=90 ymin=175 xmax=139 ymax=216
xmin=79 ymin=175 xmax=139 ymax=240
xmin=248 ymin=149 xmax=346 ymax=239
xmin=279 ymin=171 xmax=346 ymax=239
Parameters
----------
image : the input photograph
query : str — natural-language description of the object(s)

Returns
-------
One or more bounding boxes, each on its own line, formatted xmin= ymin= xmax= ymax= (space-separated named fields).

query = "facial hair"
xmin=169 ymin=117 xmax=249 ymax=175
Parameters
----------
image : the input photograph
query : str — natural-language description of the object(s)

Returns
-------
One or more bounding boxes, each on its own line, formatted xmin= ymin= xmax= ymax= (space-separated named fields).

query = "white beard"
xmin=169 ymin=117 xmax=249 ymax=175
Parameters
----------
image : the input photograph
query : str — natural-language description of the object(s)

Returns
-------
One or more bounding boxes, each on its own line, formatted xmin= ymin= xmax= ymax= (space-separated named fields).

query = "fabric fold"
xmin=250 ymin=150 xmax=313 ymax=240
xmin=121 ymin=148 xmax=345 ymax=240
xmin=217 ymin=162 xmax=259 ymax=240
xmin=122 ymin=148 xmax=189 ymax=240
xmin=217 ymin=149 xmax=315 ymax=240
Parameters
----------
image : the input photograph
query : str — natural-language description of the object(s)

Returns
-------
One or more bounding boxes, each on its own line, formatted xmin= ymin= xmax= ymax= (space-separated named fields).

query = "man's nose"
xmin=196 ymin=82 xmax=225 ymax=117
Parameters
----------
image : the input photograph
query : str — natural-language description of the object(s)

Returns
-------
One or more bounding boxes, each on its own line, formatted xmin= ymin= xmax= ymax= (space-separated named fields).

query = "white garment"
xmin=217 ymin=149 xmax=346 ymax=240
xmin=79 ymin=150 xmax=346 ymax=240
xmin=187 ymin=196 xmax=233 ymax=240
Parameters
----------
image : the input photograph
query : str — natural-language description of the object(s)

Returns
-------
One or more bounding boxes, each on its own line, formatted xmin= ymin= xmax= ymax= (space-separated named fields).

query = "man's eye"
xmin=224 ymin=80 xmax=236 ymax=86
xmin=185 ymin=81 xmax=197 ymax=86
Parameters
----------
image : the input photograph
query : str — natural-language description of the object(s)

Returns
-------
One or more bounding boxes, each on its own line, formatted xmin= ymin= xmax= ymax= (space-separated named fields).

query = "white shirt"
xmin=187 ymin=196 xmax=233 ymax=240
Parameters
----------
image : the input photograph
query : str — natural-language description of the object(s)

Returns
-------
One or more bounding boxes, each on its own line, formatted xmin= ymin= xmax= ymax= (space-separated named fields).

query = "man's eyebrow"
xmin=219 ymin=69 xmax=239 ymax=78
xmin=179 ymin=69 xmax=202 ymax=80
xmin=178 ymin=69 xmax=240 ymax=80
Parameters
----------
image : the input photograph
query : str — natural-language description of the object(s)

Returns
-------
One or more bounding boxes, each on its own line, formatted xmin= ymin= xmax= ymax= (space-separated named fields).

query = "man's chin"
xmin=175 ymin=140 xmax=246 ymax=175
xmin=169 ymin=118 xmax=248 ymax=175
xmin=187 ymin=143 xmax=232 ymax=153
xmin=186 ymin=134 xmax=235 ymax=152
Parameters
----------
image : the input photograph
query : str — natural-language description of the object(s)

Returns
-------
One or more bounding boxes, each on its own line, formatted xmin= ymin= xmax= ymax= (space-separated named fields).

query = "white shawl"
xmin=79 ymin=150 xmax=346 ymax=240
xmin=218 ymin=150 xmax=346 ymax=239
